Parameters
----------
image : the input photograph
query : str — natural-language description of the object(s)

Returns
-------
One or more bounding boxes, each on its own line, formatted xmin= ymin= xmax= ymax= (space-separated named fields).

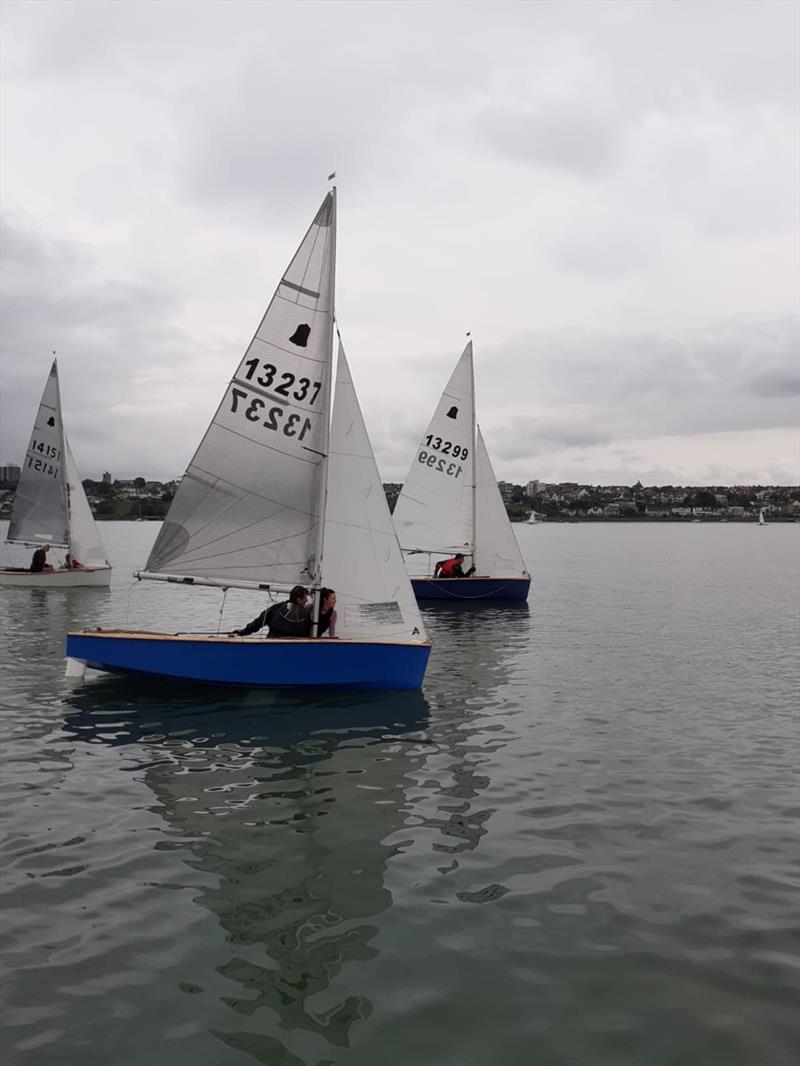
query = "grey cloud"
xmin=1 ymin=0 xmax=798 ymax=490
xmin=747 ymin=367 xmax=800 ymax=399
xmin=0 ymin=215 xmax=205 ymax=476
xmin=477 ymin=103 xmax=625 ymax=177
xmin=478 ymin=315 xmax=799 ymax=438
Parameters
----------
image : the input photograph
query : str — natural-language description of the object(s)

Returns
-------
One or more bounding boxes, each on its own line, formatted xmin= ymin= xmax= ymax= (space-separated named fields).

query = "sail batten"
xmin=145 ymin=191 xmax=337 ymax=584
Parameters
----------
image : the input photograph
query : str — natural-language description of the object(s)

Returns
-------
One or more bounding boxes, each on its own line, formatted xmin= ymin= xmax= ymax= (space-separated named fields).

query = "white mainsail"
xmin=474 ymin=427 xmax=528 ymax=578
xmin=392 ymin=341 xmax=476 ymax=556
xmin=7 ymin=360 xmax=69 ymax=547
xmin=145 ymin=192 xmax=337 ymax=585
xmin=324 ymin=342 xmax=427 ymax=643
xmin=393 ymin=339 xmax=527 ymax=579
xmin=64 ymin=438 xmax=109 ymax=567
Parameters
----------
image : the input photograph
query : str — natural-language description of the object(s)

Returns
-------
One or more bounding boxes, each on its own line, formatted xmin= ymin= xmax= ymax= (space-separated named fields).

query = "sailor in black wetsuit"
xmin=30 ymin=544 xmax=53 ymax=573
xmin=232 ymin=585 xmax=311 ymax=638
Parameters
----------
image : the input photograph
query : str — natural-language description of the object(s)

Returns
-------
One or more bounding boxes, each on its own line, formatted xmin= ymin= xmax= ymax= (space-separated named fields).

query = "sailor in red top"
xmin=434 ymin=553 xmax=475 ymax=578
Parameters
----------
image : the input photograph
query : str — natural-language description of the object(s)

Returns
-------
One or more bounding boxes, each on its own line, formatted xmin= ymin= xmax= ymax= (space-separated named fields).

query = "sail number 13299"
xmin=418 ymin=449 xmax=463 ymax=479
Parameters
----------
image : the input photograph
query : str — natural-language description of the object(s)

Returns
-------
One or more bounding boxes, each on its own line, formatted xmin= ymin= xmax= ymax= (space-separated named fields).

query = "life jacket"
xmin=438 ymin=558 xmax=461 ymax=578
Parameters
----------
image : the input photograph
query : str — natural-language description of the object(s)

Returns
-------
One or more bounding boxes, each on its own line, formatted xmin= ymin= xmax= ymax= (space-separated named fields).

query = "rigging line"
xmin=215 ymin=587 xmax=229 ymax=635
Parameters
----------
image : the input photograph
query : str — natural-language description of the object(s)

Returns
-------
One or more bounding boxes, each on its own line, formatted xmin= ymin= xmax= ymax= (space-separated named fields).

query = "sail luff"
xmin=311 ymin=188 xmax=337 ymax=585
xmin=468 ymin=340 xmax=477 ymax=560
xmin=53 ymin=361 xmax=69 ymax=547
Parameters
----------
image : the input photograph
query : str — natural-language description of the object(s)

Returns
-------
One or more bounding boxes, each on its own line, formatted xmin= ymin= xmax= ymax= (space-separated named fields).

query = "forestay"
xmin=7 ymin=360 xmax=69 ymax=547
xmin=146 ymin=192 xmax=337 ymax=585
xmin=392 ymin=341 xmax=475 ymax=557
xmin=324 ymin=343 xmax=427 ymax=643
xmin=474 ymin=427 xmax=528 ymax=578
xmin=65 ymin=439 xmax=109 ymax=567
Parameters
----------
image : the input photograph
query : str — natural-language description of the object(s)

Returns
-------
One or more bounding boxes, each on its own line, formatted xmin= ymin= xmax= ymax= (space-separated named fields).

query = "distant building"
xmin=526 ymin=480 xmax=540 ymax=496
xmin=0 ymin=463 xmax=20 ymax=487
xmin=102 ymin=471 xmax=112 ymax=485
xmin=498 ymin=481 xmax=514 ymax=502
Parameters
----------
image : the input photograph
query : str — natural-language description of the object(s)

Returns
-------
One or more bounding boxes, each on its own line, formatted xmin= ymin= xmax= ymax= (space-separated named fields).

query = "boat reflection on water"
xmin=415 ymin=601 xmax=532 ymax=864
xmin=61 ymin=605 xmax=529 ymax=1064
xmin=63 ymin=682 xmax=431 ymax=1061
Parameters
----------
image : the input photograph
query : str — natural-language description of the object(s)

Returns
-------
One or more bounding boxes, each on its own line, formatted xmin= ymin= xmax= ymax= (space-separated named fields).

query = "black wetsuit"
xmin=234 ymin=601 xmax=311 ymax=638
xmin=30 ymin=548 xmax=47 ymax=573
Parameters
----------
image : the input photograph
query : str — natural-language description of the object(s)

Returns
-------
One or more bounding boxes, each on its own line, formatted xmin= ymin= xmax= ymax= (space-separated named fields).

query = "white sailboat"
xmin=67 ymin=188 xmax=431 ymax=689
xmin=0 ymin=360 xmax=111 ymax=588
xmin=758 ymin=508 xmax=767 ymax=526
xmin=393 ymin=340 xmax=530 ymax=601
xmin=527 ymin=511 xmax=541 ymax=525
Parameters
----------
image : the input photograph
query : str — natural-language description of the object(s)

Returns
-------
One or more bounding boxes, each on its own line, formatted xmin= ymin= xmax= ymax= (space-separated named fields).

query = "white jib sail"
xmin=145 ymin=192 xmax=337 ymax=585
xmin=64 ymin=437 xmax=109 ymax=567
xmin=474 ymin=427 xmax=528 ymax=578
xmin=392 ymin=341 xmax=475 ymax=564
xmin=324 ymin=342 xmax=427 ymax=644
xmin=7 ymin=360 xmax=69 ymax=548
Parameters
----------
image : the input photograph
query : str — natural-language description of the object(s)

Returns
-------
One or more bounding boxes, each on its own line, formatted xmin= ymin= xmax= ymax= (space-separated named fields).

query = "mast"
xmin=468 ymin=336 xmax=478 ymax=568
xmin=52 ymin=357 xmax=71 ymax=556
xmin=309 ymin=184 xmax=337 ymax=631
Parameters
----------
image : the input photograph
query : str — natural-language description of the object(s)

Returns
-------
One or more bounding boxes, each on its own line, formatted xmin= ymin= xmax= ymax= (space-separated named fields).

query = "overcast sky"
xmin=1 ymin=0 xmax=798 ymax=486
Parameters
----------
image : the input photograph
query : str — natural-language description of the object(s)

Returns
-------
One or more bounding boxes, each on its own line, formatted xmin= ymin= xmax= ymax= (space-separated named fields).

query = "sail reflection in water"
xmin=64 ymin=688 xmax=431 ymax=1060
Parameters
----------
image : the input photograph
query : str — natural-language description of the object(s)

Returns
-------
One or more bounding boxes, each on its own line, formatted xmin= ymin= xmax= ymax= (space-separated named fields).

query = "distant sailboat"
xmin=527 ymin=511 xmax=541 ymax=525
xmin=66 ymin=189 xmax=431 ymax=689
xmin=0 ymin=360 xmax=111 ymax=588
xmin=758 ymin=508 xmax=767 ymax=526
xmin=393 ymin=340 xmax=530 ymax=602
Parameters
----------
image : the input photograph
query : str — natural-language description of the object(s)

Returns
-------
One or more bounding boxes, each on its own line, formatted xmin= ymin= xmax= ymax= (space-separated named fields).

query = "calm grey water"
xmin=1 ymin=521 xmax=798 ymax=1066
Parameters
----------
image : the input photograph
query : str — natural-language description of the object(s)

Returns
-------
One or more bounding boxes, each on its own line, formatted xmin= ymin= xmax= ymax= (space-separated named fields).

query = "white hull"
xmin=0 ymin=566 xmax=111 ymax=588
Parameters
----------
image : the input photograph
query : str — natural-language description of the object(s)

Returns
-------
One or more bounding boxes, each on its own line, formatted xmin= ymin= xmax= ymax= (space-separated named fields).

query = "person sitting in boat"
xmin=30 ymin=544 xmax=54 ymax=573
xmin=232 ymin=585 xmax=312 ymax=638
xmin=315 ymin=588 xmax=338 ymax=638
xmin=434 ymin=553 xmax=475 ymax=579
xmin=65 ymin=553 xmax=85 ymax=569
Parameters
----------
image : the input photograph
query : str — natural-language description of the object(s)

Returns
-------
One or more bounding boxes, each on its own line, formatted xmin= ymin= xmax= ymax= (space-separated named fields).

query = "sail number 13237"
xmin=229 ymin=388 xmax=313 ymax=442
